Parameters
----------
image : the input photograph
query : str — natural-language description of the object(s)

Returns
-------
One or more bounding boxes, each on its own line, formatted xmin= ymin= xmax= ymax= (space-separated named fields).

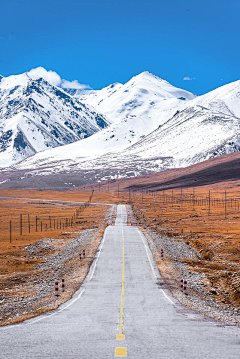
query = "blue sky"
xmin=0 ymin=0 xmax=239 ymax=95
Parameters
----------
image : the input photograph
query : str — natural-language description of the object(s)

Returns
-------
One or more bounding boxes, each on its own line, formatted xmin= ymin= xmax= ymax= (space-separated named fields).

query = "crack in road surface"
xmin=0 ymin=205 xmax=239 ymax=358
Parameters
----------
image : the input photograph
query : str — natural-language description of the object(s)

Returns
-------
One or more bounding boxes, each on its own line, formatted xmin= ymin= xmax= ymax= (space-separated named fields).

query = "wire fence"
xmin=1 ymin=193 xmax=94 ymax=243
xmin=123 ymin=187 xmax=240 ymax=220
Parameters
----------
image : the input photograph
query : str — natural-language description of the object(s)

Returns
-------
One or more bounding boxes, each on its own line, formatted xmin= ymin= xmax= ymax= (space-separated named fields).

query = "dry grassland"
xmin=0 ymin=189 xmax=116 ymax=325
xmin=0 ymin=188 xmax=120 ymax=204
xmin=130 ymin=186 xmax=240 ymax=312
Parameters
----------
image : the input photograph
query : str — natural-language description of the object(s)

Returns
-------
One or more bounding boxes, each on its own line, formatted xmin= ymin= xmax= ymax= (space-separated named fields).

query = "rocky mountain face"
xmin=0 ymin=73 xmax=110 ymax=167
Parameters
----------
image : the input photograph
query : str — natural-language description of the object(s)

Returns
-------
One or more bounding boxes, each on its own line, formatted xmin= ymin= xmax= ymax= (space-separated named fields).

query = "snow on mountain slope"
xmin=67 ymin=71 xmax=196 ymax=124
xmin=68 ymin=104 xmax=240 ymax=173
xmin=8 ymin=103 xmax=240 ymax=185
xmin=0 ymin=73 xmax=110 ymax=167
xmin=188 ymin=79 xmax=240 ymax=118
xmin=8 ymin=109 xmax=174 ymax=166
xmin=121 ymin=105 xmax=240 ymax=166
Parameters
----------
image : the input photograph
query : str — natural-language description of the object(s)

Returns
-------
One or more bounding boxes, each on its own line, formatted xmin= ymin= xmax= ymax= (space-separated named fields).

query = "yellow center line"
xmin=119 ymin=226 xmax=125 ymax=337
xmin=115 ymin=224 xmax=127 ymax=356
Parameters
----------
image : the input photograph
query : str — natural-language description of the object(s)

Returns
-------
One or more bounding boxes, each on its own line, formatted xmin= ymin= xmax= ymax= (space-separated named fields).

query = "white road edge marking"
xmin=29 ymin=288 xmax=86 ymax=324
xmin=88 ymin=225 xmax=108 ymax=281
xmin=27 ymin=226 xmax=109 ymax=325
xmin=138 ymin=229 xmax=156 ymax=278
xmin=138 ymin=228 xmax=175 ymax=306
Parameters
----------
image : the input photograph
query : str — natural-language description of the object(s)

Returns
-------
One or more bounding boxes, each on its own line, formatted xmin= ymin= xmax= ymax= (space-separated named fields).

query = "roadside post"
xmin=161 ymin=248 xmax=164 ymax=260
xmin=55 ymin=281 xmax=59 ymax=296
xmin=183 ymin=280 xmax=187 ymax=294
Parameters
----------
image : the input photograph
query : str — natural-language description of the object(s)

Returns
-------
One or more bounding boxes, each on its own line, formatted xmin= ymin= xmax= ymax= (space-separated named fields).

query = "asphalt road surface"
xmin=0 ymin=205 xmax=239 ymax=358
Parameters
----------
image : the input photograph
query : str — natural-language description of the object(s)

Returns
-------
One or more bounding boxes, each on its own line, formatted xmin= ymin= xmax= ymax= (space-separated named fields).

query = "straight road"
xmin=0 ymin=205 xmax=239 ymax=358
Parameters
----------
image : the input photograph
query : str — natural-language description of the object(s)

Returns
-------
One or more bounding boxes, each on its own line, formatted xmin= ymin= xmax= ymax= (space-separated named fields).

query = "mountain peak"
xmin=123 ymin=71 xmax=195 ymax=102
xmin=132 ymin=71 xmax=168 ymax=83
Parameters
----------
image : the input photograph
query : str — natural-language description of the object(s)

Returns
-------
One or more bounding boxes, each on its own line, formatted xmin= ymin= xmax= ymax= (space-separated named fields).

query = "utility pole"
xmin=10 ymin=221 xmax=12 ymax=243
xmin=181 ymin=188 xmax=183 ymax=210
xmin=225 ymin=190 xmax=227 ymax=219
xmin=208 ymin=190 xmax=211 ymax=215
xmin=193 ymin=187 xmax=195 ymax=211
xmin=20 ymin=214 xmax=22 ymax=235
xmin=28 ymin=214 xmax=30 ymax=233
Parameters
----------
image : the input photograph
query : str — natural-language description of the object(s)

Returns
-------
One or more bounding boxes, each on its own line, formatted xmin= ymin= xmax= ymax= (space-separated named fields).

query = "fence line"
xmin=127 ymin=188 xmax=240 ymax=220
xmin=0 ymin=193 xmax=94 ymax=243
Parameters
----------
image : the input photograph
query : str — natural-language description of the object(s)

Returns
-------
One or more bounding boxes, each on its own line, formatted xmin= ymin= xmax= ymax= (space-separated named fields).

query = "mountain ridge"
xmin=0 ymin=75 xmax=110 ymax=167
xmin=70 ymin=71 xmax=196 ymax=124
xmin=1 ymin=69 xmax=240 ymax=189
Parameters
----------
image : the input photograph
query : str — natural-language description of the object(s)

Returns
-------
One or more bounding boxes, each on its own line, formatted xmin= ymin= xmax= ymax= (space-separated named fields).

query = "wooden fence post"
xmin=208 ymin=190 xmax=211 ymax=215
xmin=225 ymin=190 xmax=227 ymax=219
xmin=193 ymin=187 xmax=195 ymax=211
xmin=20 ymin=214 xmax=22 ymax=235
xmin=28 ymin=214 xmax=30 ymax=233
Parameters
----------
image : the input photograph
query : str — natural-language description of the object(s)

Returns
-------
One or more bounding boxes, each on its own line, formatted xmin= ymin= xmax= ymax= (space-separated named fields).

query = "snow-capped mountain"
xmin=1 ymin=70 xmax=240 ymax=190
xmin=14 ymin=71 xmax=194 ymax=161
xmin=0 ymin=72 xmax=110 ymax=167
xmin=66 ymin=71 xmax=196 ymax=124
xmin=60 ymin=71 xmax=196 ymax=153
xmin=4 ymin=102 xmax=240 ymax=190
